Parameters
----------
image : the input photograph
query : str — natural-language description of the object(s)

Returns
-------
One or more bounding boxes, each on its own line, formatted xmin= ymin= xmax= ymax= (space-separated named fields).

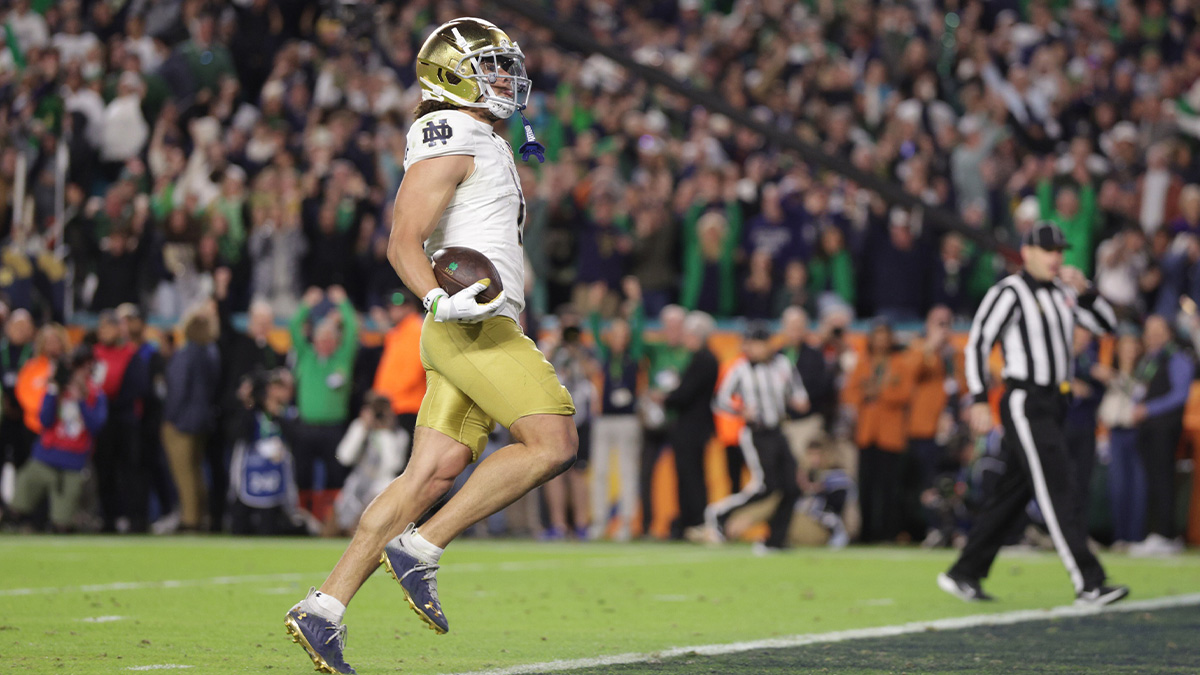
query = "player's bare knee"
xmin=436 ymin=450 xmax=471 ymax=481
xmin=419 ymin=478 xmax=454 ymax=507
xmin=549 ymin=453 xmax=576 ymax=479
xmin=530 ymin=417 xmax=578 ymax=476
xmin=427 ymin=464 xmax=461 ymax=497
xmin=412 ymin=451 xmax=466 ymax=503
xmin=355 ymin=505 xmax=392 ymax=541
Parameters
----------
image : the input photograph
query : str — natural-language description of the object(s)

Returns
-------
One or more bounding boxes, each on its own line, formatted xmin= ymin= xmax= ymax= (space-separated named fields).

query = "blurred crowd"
xmin=0 ymin=0 xmax=1197 ymax=325
xmin=1 ymin=0 xmax=1199 ymax=549
xmin=3 ymin=278 xmax=1197 ymax=554
xmin=0 ymin=282 xmax=420 ymax=535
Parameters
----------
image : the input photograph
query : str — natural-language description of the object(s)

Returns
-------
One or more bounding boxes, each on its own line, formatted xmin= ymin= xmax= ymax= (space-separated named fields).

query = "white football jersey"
xmin=404 ymin=110 xmax=526 ymax=322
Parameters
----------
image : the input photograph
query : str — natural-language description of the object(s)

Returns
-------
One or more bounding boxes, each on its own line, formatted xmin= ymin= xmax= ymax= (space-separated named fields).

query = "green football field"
xmin=2 ymin=536 xmax=1199 ymax=674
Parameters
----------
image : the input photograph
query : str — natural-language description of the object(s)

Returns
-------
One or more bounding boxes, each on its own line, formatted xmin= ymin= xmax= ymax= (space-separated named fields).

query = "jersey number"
xmin=504 ymin=159 xmax=526 ymax=246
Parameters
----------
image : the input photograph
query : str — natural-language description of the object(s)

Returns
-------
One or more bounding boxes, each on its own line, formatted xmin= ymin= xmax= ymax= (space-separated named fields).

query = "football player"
xmin=285 ymin=18 xmax=577 ymax=674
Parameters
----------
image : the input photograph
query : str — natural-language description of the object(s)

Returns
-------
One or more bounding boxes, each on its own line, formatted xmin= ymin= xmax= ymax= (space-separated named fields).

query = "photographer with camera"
xmin=228 ymin=368 xmax=311 ymax=536
xmin=328 ymin=391 xmax=408 ymax=536
xmin=5 ymin=347 xmax=107 ymax=532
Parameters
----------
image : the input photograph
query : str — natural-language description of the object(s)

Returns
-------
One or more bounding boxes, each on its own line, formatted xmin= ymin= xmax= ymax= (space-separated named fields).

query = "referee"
xmin=705 ymin=323 xmax=809 ymax=551
xmin=938 ymin=222 xmax=1128 ymax=607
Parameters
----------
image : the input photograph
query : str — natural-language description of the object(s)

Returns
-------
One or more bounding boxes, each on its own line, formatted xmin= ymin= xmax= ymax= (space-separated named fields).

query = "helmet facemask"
xmin=454 ymin=43 xmax=530 ymax=119
xmin=416 ymin=19 xmax=533 ymax=122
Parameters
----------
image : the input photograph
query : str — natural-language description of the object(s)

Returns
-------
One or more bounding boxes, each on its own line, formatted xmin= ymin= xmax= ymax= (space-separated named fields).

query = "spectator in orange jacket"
xmin=15 ymin=323 xmax=70 ymax=437
xmin=903 ymin=306 xmax=965 ymax=542
xmin=370 ymin=287 xmax=425 ymax=470
xmin=842 ymin=321 xmax=915 ymax=543
xmin=905 ymin=310 xmax=963 ymax=475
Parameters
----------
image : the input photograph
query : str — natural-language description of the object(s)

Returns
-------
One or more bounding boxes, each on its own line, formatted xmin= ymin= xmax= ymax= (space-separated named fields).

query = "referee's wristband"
xmin=423 ymin=288 xmax=448 ymax=315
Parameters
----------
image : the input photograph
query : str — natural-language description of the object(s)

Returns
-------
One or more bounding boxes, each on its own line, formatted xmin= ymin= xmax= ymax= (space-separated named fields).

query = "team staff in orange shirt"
xmin=370 ymin=287 xmax=426 ymax=470
xmin=843 ymin=320 xmax=916 ymax=543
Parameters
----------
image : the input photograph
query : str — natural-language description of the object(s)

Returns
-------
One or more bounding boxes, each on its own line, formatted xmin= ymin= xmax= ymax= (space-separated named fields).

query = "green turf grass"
xmin=1 ymin=536 xmax=1198 ymax=674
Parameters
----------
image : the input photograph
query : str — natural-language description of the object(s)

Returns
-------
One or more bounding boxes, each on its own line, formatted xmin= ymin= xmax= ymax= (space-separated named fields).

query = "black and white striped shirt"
xmin=965 ymin=271 xmax=1118 ymax=402
xmin=715 ymin=354 xmax=809 ymax=428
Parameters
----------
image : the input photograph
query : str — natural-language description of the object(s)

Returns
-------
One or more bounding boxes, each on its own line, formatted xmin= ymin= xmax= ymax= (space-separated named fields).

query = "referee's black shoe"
xmin=937 ymin=572 xmax=996 ymax=602
xmin=1075 ymin=584 xmax=1129 ymax=607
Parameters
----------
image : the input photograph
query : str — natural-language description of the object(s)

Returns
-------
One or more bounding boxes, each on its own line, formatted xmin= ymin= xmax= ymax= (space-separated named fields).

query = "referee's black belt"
xmin=1004 ymin=379 xmax=1072 ymax=396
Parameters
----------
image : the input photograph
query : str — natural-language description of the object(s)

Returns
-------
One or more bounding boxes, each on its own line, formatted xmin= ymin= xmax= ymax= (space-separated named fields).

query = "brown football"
xmin=431 ymin=246 xmax=503 ymax=304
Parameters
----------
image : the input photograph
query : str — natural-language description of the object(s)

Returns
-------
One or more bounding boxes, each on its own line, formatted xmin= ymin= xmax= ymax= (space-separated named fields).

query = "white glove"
xmin=423 ymin=281 xmax=507 ymax=323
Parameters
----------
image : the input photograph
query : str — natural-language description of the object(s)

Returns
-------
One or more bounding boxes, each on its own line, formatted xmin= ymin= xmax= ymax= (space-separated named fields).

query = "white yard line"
xmin=5 ymin=546 xmax=1193 ymax=599
xmin=857 ymin=598 xmax=895 ymax=606
xmin=450 ymin=551 xmax=730 ymax=574
xmin=0 ymin=572 xmax=307 ymax=597
xmin=126 ymin=666 xmax=194 ymax=671
xmin=447 ymin=593 xmax=1200 ymax=675
xmin=0 ymin=551 xmax=733 ymax=597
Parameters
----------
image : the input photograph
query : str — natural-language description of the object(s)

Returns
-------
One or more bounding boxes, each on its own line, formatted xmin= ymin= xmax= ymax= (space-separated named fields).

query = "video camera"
xmin=54 ymin=345 xmax=95 ymax=390
xmin=241 ymin=368 xmax=294 ymax=411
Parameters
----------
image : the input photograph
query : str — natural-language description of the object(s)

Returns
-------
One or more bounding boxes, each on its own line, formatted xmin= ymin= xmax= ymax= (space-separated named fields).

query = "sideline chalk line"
xmin=447 ymin=592 xmax=1200 ymax=675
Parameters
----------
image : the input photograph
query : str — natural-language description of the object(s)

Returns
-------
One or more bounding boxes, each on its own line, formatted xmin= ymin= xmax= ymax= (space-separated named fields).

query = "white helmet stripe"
xmin=450 ymin=27 xmax=472 ymax=52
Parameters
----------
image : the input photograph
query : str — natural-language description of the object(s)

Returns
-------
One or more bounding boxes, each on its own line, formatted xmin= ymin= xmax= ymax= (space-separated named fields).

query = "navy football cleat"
xmin=381 ymin=527 xmax=449 ymax=634
xmin=285 ymin=589 xmax=356 ymax=674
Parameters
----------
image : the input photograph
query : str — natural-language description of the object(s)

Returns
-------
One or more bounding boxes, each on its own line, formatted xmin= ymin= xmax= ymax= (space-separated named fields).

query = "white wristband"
xmin=423 ymin=288 xmax=448 ymax=313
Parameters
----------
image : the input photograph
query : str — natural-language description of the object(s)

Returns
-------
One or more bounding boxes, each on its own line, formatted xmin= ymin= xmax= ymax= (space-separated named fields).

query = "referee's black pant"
xmin=669 ymin=424 xmax=710 ymax=535
xmin=705 ymin=426 xmax=800 ymax=549
xmin=950 ymin=387 xmax=1106 ymax=592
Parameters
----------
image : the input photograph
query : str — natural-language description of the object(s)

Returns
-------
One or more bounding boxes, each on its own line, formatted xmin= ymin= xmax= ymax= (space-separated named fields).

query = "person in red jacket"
xmin=4 ymin=346 xmax=108 ymax=532
xmin=91 ymin=310 xmax=151 ymax=532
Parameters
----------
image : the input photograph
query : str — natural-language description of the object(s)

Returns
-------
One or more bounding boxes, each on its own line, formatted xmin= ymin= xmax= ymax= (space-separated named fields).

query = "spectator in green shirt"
xmin=289 ymin=285 xmax=359 ymax=500
xmin=679 ymin=171 xmax=742 ymax=318
xmin=1038 ymin=160 xmax=1099 ymax=276
xmin=624 ymin=278 xmax=692 ymax=538
xmin=176 ymin=10 xmax=237 ymax=99
xmin=808 ymin=225 xmax=856 ymax=311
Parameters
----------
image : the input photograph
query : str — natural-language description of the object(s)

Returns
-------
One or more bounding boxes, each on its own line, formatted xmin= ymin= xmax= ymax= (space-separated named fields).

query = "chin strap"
xmin=518 ymin=111 xmax=545 ymax=163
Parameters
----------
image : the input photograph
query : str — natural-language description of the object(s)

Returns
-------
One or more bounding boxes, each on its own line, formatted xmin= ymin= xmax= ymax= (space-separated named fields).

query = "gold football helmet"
xmin=416 ymin=17 xmax=530 ymax=120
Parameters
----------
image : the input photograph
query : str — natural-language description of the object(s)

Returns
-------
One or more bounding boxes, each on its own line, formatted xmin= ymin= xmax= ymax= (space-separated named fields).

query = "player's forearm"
xmin=386 ymin=155 xmax=468 ymax=298
xmin=387 ymin=233 xmax=441 ymax=299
